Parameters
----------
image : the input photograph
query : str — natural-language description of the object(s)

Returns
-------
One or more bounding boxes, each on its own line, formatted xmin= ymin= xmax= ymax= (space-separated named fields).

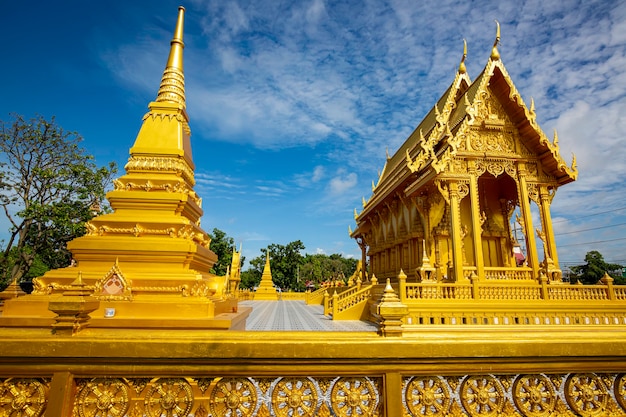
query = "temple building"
xmin=351 ymin=28 xmax=577 ymax=285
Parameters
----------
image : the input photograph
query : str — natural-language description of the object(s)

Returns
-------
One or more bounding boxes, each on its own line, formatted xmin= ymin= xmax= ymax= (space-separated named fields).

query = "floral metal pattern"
xmin=615 ymin=373 xmax=626 ymax=410
xmin=209 ymin=378 xmax=257 ymax=417
xmin=460 ymin=375 xmax=504 ymax=416
xmin=564 ymin=373 xmax=607 ymax=416
xmin=0 ymin=378 xmax=48 ymax=417
xmin=405 ymin=376 xmax=451 ymax=416
xmin=512 ymin=374 xmax=555 ymax=417
xmin=54 ymin=373 xmax=626 ymax=416
xmin=76 ymin=378 xmax=130 ymax=417
xmin=330 ymin=377 xmax=377 ymax=417
xmin=144 ymin=378 xmax=193 ymax=417
xmin=271 ymin=377 xmax=318 ymax=416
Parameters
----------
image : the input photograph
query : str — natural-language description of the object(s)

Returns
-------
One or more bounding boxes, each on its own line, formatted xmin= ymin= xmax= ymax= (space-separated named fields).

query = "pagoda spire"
xmin=156 ymin=6 xmax=186 ymax=107
xmin=128 ymin=5 xmax=194 ymax=172
xmin=490 ymin=20 xmax=501 ymax=61
xmin=458 ymin=39 xmax=467 ymax=74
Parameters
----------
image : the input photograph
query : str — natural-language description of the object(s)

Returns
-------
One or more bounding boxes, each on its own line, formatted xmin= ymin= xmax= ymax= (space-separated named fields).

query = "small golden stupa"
xmin=0 ymin=6 xmax=249 ymax=330
xmin=253 ymin=251 xmax=279 ymax=300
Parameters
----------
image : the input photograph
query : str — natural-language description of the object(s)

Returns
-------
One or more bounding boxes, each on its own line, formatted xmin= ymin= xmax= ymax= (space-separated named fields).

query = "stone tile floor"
xmin=240 ymin=300 xmax=378 ymax=332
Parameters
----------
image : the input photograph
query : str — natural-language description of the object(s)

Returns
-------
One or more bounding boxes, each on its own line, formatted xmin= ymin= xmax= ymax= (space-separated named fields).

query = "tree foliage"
xmin=207 ymin=228 xmax=243 ymax=276
xmin=300 ymin=253 xmax=358 ymax=287
xmin=569 ymin=250 xmax=624 ymax=285
xmin=0 ymin=114 xmax=117 ymax=287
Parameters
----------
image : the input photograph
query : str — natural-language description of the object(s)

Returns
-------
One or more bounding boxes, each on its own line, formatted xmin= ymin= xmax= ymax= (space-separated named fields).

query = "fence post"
xmin=601 ymin=273 xmax=616 ymax=301
xmin=539 ymin=271 xmax=549 ymax=300
xmin=46 ymin=372 xmax=75 ymax=417
xmin=469 ymin=272 xmax=479 ymax=300
xmin=323 ymin=290 xmax=330 ymax=315
xmin=397 ymin=269 xmax=407 ymax=303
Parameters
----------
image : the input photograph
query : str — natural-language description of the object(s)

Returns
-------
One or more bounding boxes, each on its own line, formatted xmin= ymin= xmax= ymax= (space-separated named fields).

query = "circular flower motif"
xmin=405 ymin=376 xmax=451 ymax=416
xmin=512 ymin=374 xmax=555 ymax=417
xmin=271 ymin=378 xmax=318 ymax=417
xmin=565 ymin=373 xmax=607 ymax=416
xmin=144 ymin=378 xmax=193 ymax=417
xmin=76 ymin=378 xmax=129 ymax=417
xmin=614 ymin=374 xmax=626 ymax=411
xmin=0 ymin=378 xmax=47 ymax=417
xmin=330 ymin=377 xmax=377 ymax=417
xmin=210 ymin=378 xmax=257 ymax=417
xmin=460 ymin=375 xmax=504 ymax=417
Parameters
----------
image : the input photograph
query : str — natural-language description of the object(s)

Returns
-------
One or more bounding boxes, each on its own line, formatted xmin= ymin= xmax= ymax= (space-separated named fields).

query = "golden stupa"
xmin=0 ymin=6 xmax=249 ymax=330
xmin=253 ymin=250 xmax=279 ymax=300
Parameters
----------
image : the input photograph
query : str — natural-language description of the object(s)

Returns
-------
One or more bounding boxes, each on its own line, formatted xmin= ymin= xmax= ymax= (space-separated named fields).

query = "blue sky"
xmin=2 ymin=0 xmax=626 ymax=270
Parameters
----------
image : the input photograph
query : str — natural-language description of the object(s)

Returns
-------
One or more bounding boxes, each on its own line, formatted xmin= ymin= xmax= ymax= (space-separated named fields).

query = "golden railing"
xmin=324 ymin=284 xmax=373 ymax=319
xmin=401 ymin=281 xmax=618 ymax=302
xmin=4 ymin=357 xmax=626 ymax=416
xmin=279 ymin=291 xmax=306 ymax=301
xmin=304 ymin=287 xmax=326 ymax=305
xmin=397 ymin=275 xmax=626 ymax=328
xmin=483 ymin=266 xmax=534 ymax=280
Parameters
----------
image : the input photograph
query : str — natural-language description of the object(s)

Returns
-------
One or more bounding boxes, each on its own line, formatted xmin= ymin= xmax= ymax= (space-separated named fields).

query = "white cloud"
xmin=312 ymin=166 xmax=324 ymax=182
xmin=329 ymin=171 xmax=357 ymax=195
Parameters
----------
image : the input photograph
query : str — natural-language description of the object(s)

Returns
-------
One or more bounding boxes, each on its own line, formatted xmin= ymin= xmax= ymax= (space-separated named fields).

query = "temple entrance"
xmin=476 ymin=172 xmax=518 ymax=268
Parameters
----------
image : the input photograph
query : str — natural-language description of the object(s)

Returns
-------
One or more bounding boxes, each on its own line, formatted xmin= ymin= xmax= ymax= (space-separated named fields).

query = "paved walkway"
xmin=240 ymin=300 xmax=378 ymax=332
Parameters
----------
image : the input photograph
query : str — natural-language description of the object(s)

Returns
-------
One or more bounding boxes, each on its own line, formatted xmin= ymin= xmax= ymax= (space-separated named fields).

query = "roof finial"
xmin=156 ymin=6 xmax=186 ymax=107
xmin=459 ymin=39 xmax=467 ymax=74
xmin=490 ymin=20 xmax=501 ymax=61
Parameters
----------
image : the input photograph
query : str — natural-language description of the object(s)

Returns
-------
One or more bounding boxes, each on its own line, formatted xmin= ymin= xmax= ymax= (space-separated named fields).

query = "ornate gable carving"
xmin=94 ymin=262 xmax=132 ymax=301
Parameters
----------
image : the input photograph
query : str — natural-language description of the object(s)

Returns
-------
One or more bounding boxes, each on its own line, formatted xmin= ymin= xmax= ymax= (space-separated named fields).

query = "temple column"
xmin=468 ymin=164 xmax=485 ymax=278
xmin=448 ymin=181 xmax=465 ymax=282
xmin=539 ymin=185 xmax=559 ymax=268
xmin=517 ymin=164 xmax=540 ymax=278
xmin=357 ymin=237 xmax=368 ymax=282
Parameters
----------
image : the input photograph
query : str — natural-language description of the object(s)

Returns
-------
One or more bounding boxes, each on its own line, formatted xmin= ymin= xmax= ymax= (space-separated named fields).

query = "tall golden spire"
xmin=490 ymin=20 xmax=501 ymax=61
xmin=129 ymin=6 xmax=194 ymax=171
xmin=458 ymin=39 xmax=467 ymax=74
xmin=156 ymin=6 xmax=186 ymax=108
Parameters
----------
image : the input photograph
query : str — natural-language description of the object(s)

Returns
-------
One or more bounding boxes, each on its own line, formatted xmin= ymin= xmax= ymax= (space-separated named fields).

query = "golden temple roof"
xmin=357 ymin=26 xmax=578 ymax=223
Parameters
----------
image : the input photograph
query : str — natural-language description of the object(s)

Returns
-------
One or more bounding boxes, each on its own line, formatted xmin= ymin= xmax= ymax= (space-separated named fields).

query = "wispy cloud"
xmin=329 ymin=170 xmax=357 ymax=196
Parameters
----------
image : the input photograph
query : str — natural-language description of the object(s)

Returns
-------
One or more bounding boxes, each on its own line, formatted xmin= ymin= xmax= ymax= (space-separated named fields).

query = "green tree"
xmin=269 ymin=240 xmax=305 ymax=291
xmin=300 ymin=253 xmax=358 ymax=287
xmin=240 ymin=268 xmax=261 ymax=290
xmin=0 ymin=114 xmax=117 ymax=288
xmin=570 ymin=250 xmax=624 ymax=285
xmin=208 ymin=228 xmax=243 ymax=276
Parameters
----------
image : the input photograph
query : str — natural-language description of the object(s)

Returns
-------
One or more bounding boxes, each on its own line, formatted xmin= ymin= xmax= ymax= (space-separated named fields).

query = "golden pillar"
xmin=468 ymin=165 xmax=485 ymax=278
xmin=357 ymin=237 xmax=368 ymax=282
xmin=517 ymin=164 xmax=540 ymax=278
xmin=539 ymin=185 xmax=559 ymax=268
xmin=448 ymin=181 xmax=465 ymax=282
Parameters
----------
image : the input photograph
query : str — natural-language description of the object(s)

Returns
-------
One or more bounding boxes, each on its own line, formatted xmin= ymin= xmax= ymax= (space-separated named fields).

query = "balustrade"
xmin=4 ymin=371 xmax=626 ymax=417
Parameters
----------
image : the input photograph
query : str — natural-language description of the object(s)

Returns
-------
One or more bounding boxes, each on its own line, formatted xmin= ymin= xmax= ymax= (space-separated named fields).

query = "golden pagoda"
xmin=351 ymin=25 xmax=577 ymax=285
xmin=253 ymin=250 xmax=279 ymax=300
xmin=0 ymin=6 xmax=249 ymax=330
